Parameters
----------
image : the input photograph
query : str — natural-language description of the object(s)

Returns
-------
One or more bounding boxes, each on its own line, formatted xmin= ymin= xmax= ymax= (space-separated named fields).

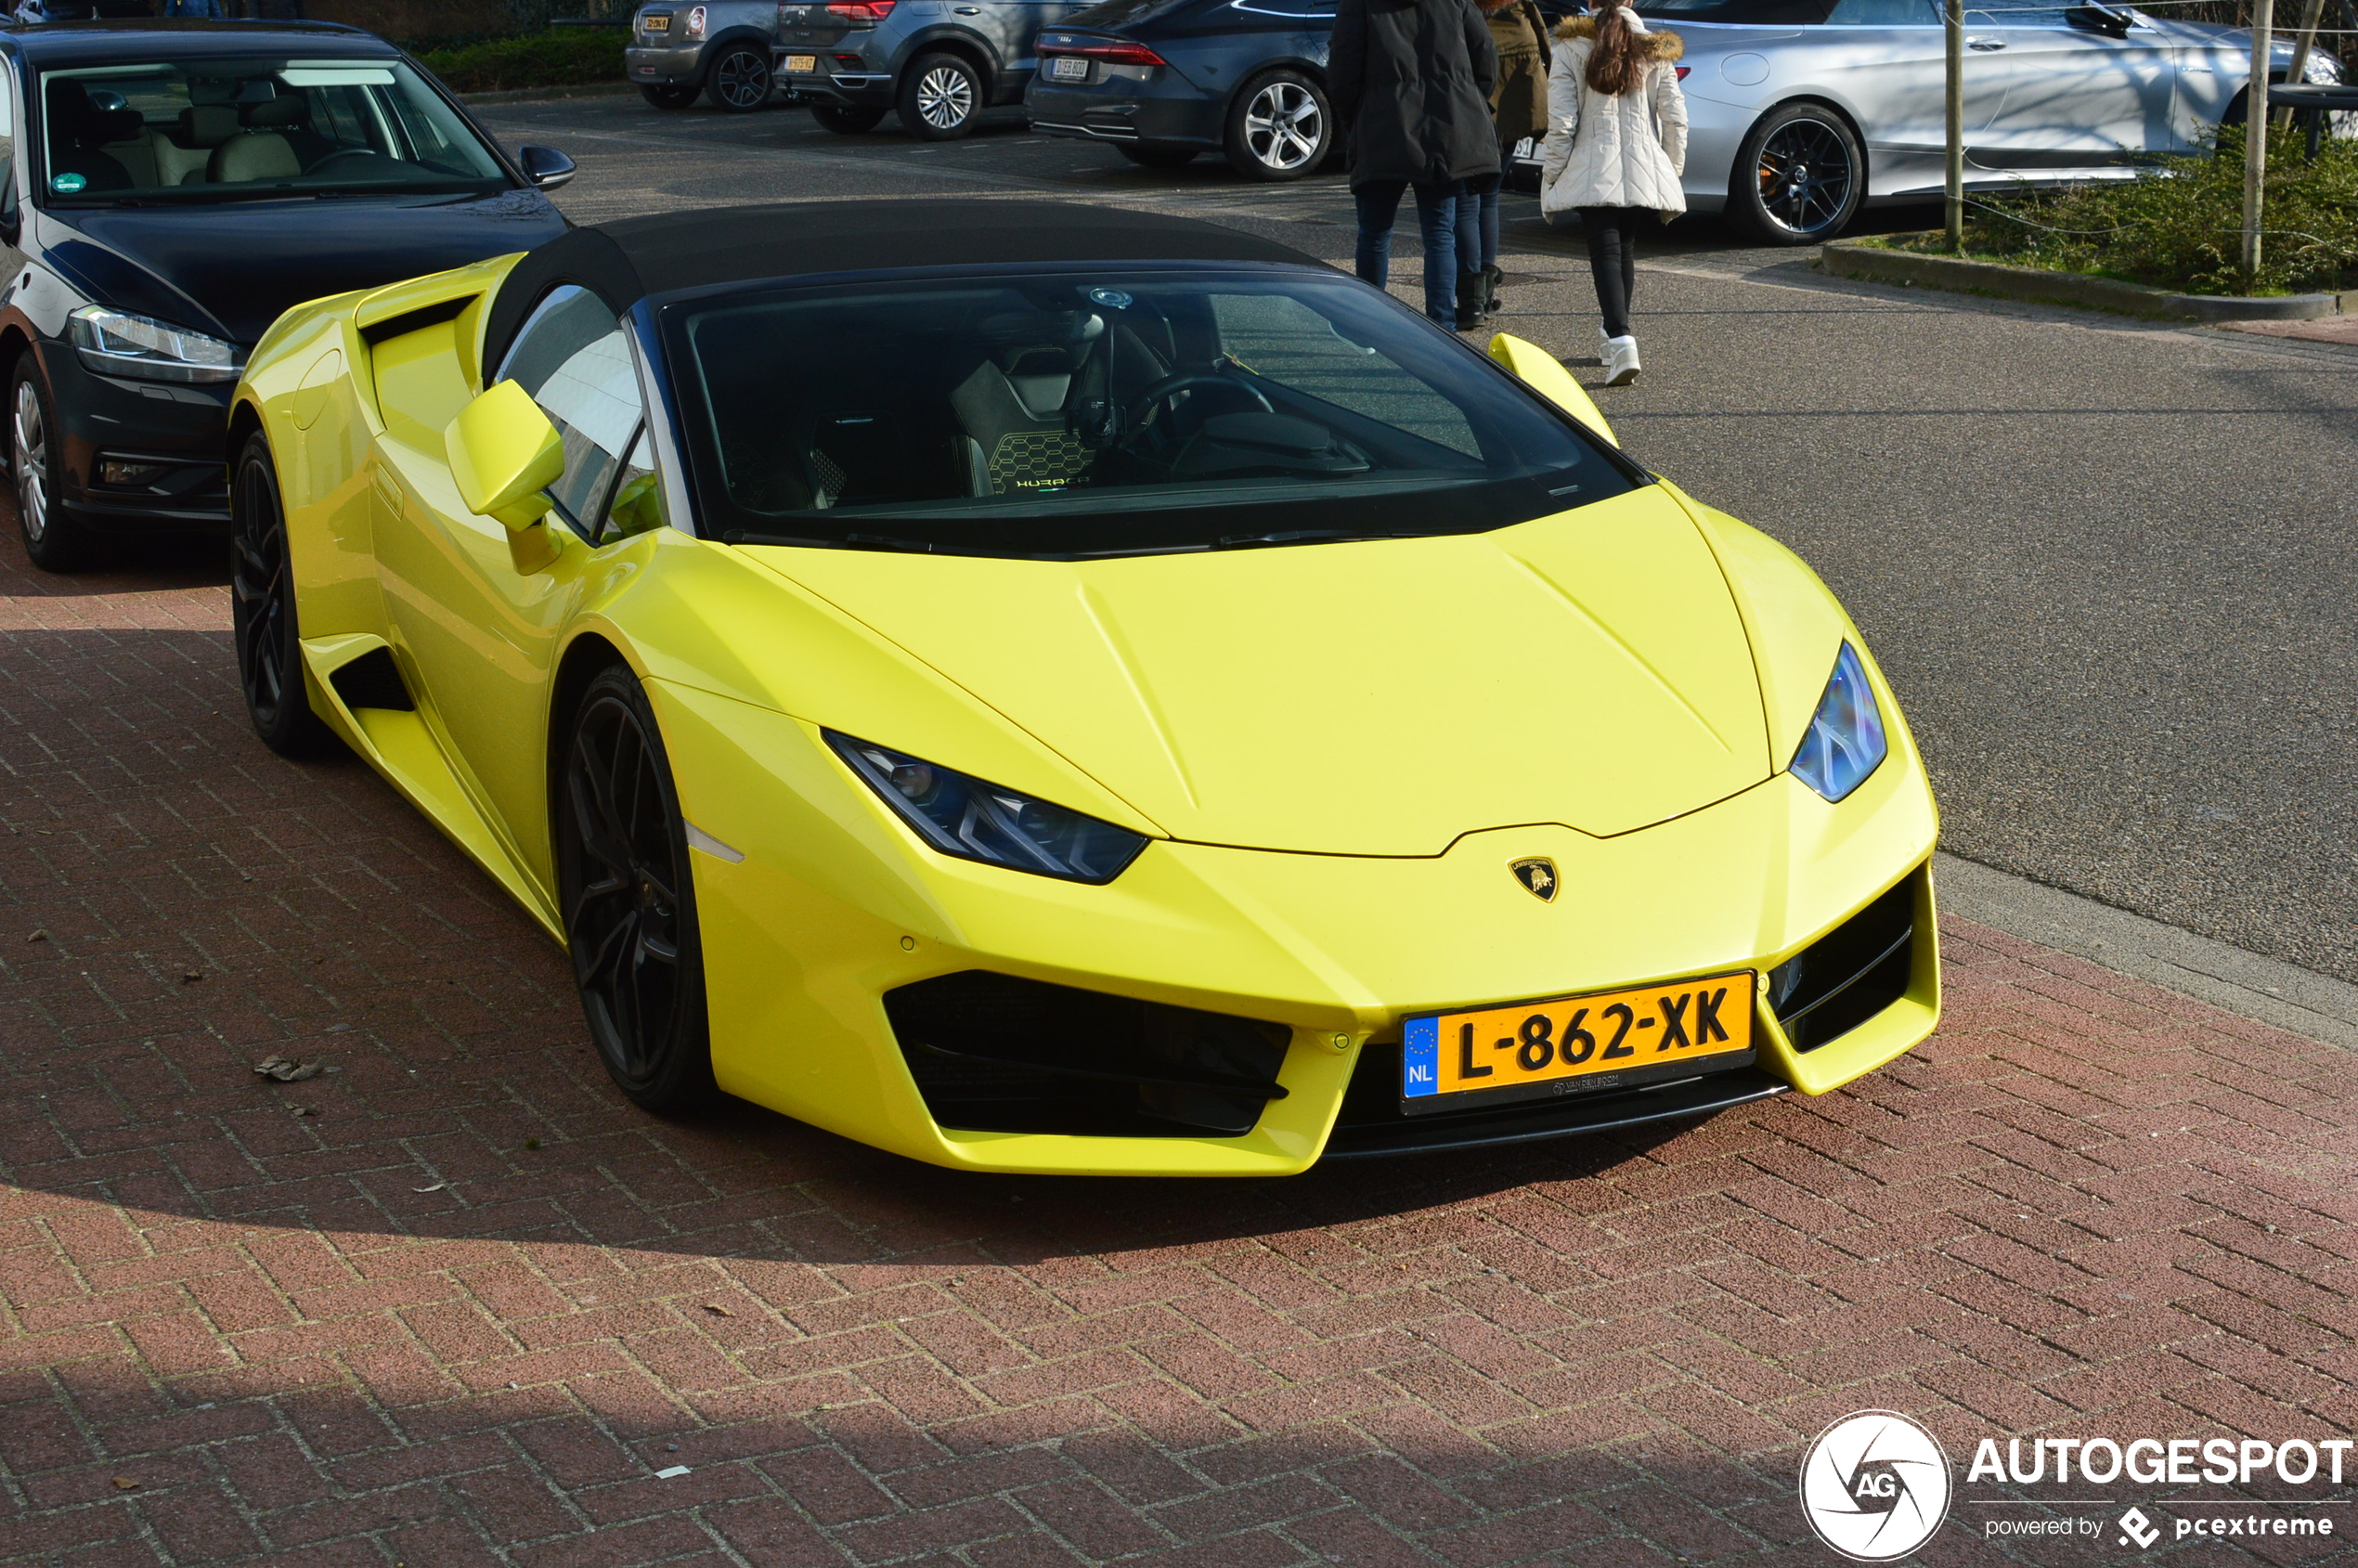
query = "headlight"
xmin=827 ymin=732 xmax=1149 ymax=884
xmin=1788 ymin=642 xmax=1886 ymax=802
xmin=69 ymin=305 xmax=241 ymax=385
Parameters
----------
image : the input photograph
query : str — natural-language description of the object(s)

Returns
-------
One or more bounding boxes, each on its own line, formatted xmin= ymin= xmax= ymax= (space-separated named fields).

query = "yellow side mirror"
xmin=445 ymin=380 xmax=564 ymax=531
xmin=1487 ymin=332 xmax=1616 ymax=447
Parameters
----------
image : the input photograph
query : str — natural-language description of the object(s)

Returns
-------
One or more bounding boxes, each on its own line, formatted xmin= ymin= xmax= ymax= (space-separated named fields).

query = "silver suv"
xmin=774 ymin=0 xmax=1085 ymax=140
xmin=628 ymin=2 xmax=784 ymax=112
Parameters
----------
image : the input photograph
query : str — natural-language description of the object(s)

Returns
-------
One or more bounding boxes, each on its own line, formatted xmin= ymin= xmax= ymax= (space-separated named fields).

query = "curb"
xmin=460 ymin=82 xmax=641 ymax=107
xmin=1821 ymin=237 xmax=2345 ymax=322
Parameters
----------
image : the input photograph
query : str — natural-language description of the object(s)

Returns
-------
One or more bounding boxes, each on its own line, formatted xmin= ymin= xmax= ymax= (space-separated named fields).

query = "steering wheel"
xmin=1123 ymin=369 xmax=1274 ymax=435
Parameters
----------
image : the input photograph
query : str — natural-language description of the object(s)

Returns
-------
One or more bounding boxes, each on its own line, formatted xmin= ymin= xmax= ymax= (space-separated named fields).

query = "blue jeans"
xmin=1354 ymin=179 xmax=1465 ymax=324
xmin=1463 ymin=175 xmax=1501 ymax=273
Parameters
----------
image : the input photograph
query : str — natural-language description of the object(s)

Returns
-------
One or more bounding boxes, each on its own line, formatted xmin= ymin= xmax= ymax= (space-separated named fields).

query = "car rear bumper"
xmin=654 ymin=680 xmax=1942 ymax=1176
xmin=1025 ymin=77 xmax=1221 ymax=149
xmin=44 ymin=338 xmax=232 ymax=531
xmin=627 ymin=43 xmax=710 ymax=84
xmin=779 ymin=51 xmax=893 ymax=106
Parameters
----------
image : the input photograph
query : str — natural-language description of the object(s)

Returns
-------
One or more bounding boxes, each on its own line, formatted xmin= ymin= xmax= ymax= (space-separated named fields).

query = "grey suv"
xmin=774 ymin=0 xmax=1084 ymax=140
xmin=628 ymin=2 xmax=783 ymax=112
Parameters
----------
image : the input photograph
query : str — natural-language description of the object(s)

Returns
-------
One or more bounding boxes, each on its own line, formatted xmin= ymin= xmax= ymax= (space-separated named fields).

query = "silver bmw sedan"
xmin=1516 ymin=0 xmax=2341 ymax=243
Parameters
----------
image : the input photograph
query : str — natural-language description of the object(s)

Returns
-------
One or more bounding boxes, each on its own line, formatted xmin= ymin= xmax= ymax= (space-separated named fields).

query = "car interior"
xmin=40 ymin=62 xmax=503 ymax=196
xmin=685 ymin=282 xmax=1505 ymax=522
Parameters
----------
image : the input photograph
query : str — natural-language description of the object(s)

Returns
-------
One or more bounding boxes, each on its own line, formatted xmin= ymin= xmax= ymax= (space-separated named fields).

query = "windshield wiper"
xmin=1213 ymin=528 xmax=1421 ymax=550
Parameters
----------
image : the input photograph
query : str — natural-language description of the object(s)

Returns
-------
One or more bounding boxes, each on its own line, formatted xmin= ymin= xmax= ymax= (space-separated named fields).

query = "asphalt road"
xmin=479 ymin=92 xmax=2358 ymax=984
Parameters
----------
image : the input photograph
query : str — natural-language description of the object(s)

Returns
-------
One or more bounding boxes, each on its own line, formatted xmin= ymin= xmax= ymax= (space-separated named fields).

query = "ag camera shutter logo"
xmin=1798 ymin=1410 xmax=1953 ymax=1561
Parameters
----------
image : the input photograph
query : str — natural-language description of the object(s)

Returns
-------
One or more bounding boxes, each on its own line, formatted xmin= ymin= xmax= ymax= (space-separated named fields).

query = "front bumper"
xmin=627 ymin=42 xmax=710 ymax=85
xmin=44 ymin=337 xmax=233 ymax=530
xmin=1026 ymin=73 xmax=1221 ymax=149
xmin=654 ymin=676 xmax=1941 ymax=1176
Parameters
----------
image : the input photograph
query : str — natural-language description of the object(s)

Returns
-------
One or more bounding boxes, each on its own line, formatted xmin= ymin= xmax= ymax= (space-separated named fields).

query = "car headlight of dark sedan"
xmin=827 ymin=732 xmax=1149 ymax=884
xmin=69 ymin=305 xmax=242 ymax=385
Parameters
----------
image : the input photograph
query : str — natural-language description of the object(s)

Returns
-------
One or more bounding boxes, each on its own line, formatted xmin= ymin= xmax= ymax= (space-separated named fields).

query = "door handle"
xmin=953 ymin=6 xmax=977 ymax=12
xmin=1967 ymin=35 xmax=2005 ymax=48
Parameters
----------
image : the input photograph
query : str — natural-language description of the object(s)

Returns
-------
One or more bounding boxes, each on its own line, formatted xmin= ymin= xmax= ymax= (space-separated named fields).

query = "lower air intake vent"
xmin=1767 ymin=869 xmax=1920 ymax=1051
xmin=884 ymin=971 xmax=1291 ymax=1138
xmin=329 ymin=647 xmax=413 ymax=712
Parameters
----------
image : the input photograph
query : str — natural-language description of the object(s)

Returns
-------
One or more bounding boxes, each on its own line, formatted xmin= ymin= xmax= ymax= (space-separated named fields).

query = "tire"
xmin=557 ymin=664 xmax=718 ymax=1116
xmin=9 ymin=356 xmax=103 ymax=571
xmin=1117 ymin=142 xmax=1198 ymax=168
xmin=640 ymin=83 xmax=700 ymax=110
xmin=899 ymin=52 xmax=982 ymax=140
xmin=229 ymin=432 xmax=335 ymax=758
xmin=811 ymin=103 xmax=887 ymax=133
xmin=1224 ymin=69 xmax=1329 ymax=182
xmin=704 ymin=42 xmax=773 ymax=112
xmin=1729 ymin=102 xmax=1864 ymax=245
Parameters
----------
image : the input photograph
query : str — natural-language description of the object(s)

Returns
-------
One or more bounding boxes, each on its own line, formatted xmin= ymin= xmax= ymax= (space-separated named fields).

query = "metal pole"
xmin=2276 ymin=0 xmax=2328 ymax=126
xmin=2242 ymin=0 xmax=2274 ymax=285
xmin=1946 ymin=0 xmax=1964 ymax=251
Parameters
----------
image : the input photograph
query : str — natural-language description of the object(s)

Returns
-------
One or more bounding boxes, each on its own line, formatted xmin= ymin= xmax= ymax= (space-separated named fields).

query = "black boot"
xmin=1455 ymin=270 xmax=1485 ymax=332
xmin=1479 ymin=265 xmax=1504 ymax=319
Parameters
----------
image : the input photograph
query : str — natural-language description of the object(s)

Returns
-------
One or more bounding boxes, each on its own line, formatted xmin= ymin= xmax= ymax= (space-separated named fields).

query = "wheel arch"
xmin=1222 ymin=56 xmax=1329 ymax=117
xmin=546 ymin=628 xmax=638 ymax=857
xmin=892 ymin=30 xmax=1002 ymax=88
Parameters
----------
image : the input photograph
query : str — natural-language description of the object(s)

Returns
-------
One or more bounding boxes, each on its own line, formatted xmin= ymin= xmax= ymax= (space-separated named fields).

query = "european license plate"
xmin=644 ymin=12 xmax=669 ymax=28
xmin=784 ymin=53 xmax=820 ymax=72
xmin=1049 ymin=55 xmax=1090 ymax=80
xmin=1401 ymin=971 xmax=1755 ymax=1112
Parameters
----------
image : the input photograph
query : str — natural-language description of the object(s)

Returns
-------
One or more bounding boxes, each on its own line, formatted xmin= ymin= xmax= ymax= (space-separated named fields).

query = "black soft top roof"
xmin=6 ymin=20 xmax=391 ymax=65
xmin=482 ymin=200 xmax=1322 ymax=370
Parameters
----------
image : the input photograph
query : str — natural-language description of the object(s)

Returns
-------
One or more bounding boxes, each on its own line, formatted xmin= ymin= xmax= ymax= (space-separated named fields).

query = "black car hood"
xmin=36 ymin=188 xmax=569 ymax=347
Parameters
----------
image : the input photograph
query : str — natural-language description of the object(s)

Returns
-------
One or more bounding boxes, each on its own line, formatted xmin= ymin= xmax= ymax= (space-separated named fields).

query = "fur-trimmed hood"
xmin=1554 ymin=14 xmax=1684 ymax=59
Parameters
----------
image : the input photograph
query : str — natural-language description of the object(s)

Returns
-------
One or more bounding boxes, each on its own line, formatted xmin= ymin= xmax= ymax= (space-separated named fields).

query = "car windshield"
xmin=665 ymin=268 xmax=1638 ymax=558
xmin=37 ymin=56 xmax=511 ymax=205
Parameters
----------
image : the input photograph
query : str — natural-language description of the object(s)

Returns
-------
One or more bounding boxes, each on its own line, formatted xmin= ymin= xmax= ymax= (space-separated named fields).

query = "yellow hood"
xmin=745 ymin=487 xmax=1770 ymax=856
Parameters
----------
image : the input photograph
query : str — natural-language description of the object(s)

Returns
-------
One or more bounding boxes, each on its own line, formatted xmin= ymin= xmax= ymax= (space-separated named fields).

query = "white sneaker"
xmin=1604 ymin=335 xmax=1640 ymax=387
xmin=1598 ymin=327 xmax=1613 ymax=364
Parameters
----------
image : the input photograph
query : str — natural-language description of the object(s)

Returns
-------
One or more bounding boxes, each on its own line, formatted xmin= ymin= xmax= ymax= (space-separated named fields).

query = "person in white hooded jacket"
xmin=1537 ymin=0 xmax=1687 ymax=386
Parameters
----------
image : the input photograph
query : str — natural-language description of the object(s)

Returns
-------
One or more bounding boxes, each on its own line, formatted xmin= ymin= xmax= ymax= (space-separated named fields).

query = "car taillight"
xmin=825 ymin=0 xmax=896 ymax=20
xmin=1676 ymin=65 xmax=1690 ymax=79
xmin=1040 ymin=38 xmax=1167 ymax=65
xmin=685 ymin=4 xmax=707 ymax=34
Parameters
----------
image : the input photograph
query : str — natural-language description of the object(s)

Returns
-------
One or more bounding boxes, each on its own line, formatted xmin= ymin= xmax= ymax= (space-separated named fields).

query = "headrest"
xmin=178 ymin=105 xmax=240 ymax=146
xmin=240 ymin=96 xmax=309 ymax=129
xmin=83 ymin=108 xmax=144 ymax=146
xmin=46 ymin=83 xmax=143 ymax=147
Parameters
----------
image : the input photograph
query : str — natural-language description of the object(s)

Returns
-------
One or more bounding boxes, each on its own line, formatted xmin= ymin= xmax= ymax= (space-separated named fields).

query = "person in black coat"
xmin=1330 ymin=0 xmax=1499 ymax=327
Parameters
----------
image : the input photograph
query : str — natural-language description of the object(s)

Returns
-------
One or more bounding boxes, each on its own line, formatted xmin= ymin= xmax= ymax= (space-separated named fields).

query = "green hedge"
xmin=416 ymin=29 xmax=628 ymax=95
xmin=1891 ymin=125 xmax=2358 ymax=297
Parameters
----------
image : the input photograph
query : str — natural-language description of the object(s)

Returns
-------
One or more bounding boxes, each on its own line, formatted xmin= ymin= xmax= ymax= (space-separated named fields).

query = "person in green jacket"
xmin=1460 ymin=0 xmax=1551 ymax=329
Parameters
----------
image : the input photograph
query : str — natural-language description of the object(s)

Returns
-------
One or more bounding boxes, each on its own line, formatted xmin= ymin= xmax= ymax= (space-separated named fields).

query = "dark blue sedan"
xmin=1024 ymin=0 xmax=1338 ymax=181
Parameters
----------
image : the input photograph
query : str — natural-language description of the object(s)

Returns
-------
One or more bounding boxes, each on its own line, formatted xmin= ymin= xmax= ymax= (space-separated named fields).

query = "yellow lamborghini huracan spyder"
xmin=227 ymin=200 xmax=1937 ymax=1175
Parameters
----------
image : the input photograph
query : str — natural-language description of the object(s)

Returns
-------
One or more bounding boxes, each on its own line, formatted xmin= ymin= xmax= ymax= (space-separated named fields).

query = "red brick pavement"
xmin=3 ymin=533 xmax=2355 ymax=1567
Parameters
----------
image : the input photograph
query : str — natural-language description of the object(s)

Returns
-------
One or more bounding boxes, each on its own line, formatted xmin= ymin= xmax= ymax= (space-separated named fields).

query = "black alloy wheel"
xmin=1117 ymin=142 xmax=1198 ymax=168
xmin=1731 ymin=103 xmax=1863 ymax=244
xmin=9 ymin=357 xmax=101 ymax=571
xmin=811 ymin=103 xmax=887 ymax=133
xmin=705 ymin=43 xmax=774 ymax=112
xmin=641 ymin=82 xmax=700 ymax=110
xmin=557 ymin=665 xmax=717 ymax=1114
xmin=900 ymin=52 xmax=982 ymax=140
xmin=1224 ymin=70 xmax=1330 ymax=182
xmin=229 ymin=433 xmax=333 ymax=757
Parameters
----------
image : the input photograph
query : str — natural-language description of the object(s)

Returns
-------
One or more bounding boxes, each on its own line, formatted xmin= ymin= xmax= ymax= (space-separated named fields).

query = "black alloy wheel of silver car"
xmin=229 ymin=434 xmax=333 ymax=757
xmin=557 ymin=665 xmax=717 ymax=1115
xmin=8 ymin=358 xmax=99 ymax=571
xmin=1224 ymin=70 xmax=1329 ymax=182
xmin=811 ymin=103 xmax=887 ymax=133
xmin=705 ymin=42 xmax=774 ymax=111
xmin=641 ymin=82 xmax=700 ymax=110
xmin=900 ymin=52 xmax=982 ymax=140
xmin=1730 ymin=103 xmax=1863 ymax=245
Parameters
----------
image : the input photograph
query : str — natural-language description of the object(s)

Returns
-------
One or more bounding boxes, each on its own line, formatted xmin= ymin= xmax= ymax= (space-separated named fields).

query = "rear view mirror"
xmin=518 ymin=145 xmax=577 ymax=190
xmin=1487 ymin=333 xmax=1617 ymax=447
xmin=445 ymin=381 xmax=564 ymax=531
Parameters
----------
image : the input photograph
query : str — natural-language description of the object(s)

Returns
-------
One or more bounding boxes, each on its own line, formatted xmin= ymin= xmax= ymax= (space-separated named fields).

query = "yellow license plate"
xmin=644 ymin=13 xmax=669 ymax=28
xmin=1401 ymin=971 xmax=1755 ymax=1112
xmin=784 ymin=53 xmax=820 ymax=72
